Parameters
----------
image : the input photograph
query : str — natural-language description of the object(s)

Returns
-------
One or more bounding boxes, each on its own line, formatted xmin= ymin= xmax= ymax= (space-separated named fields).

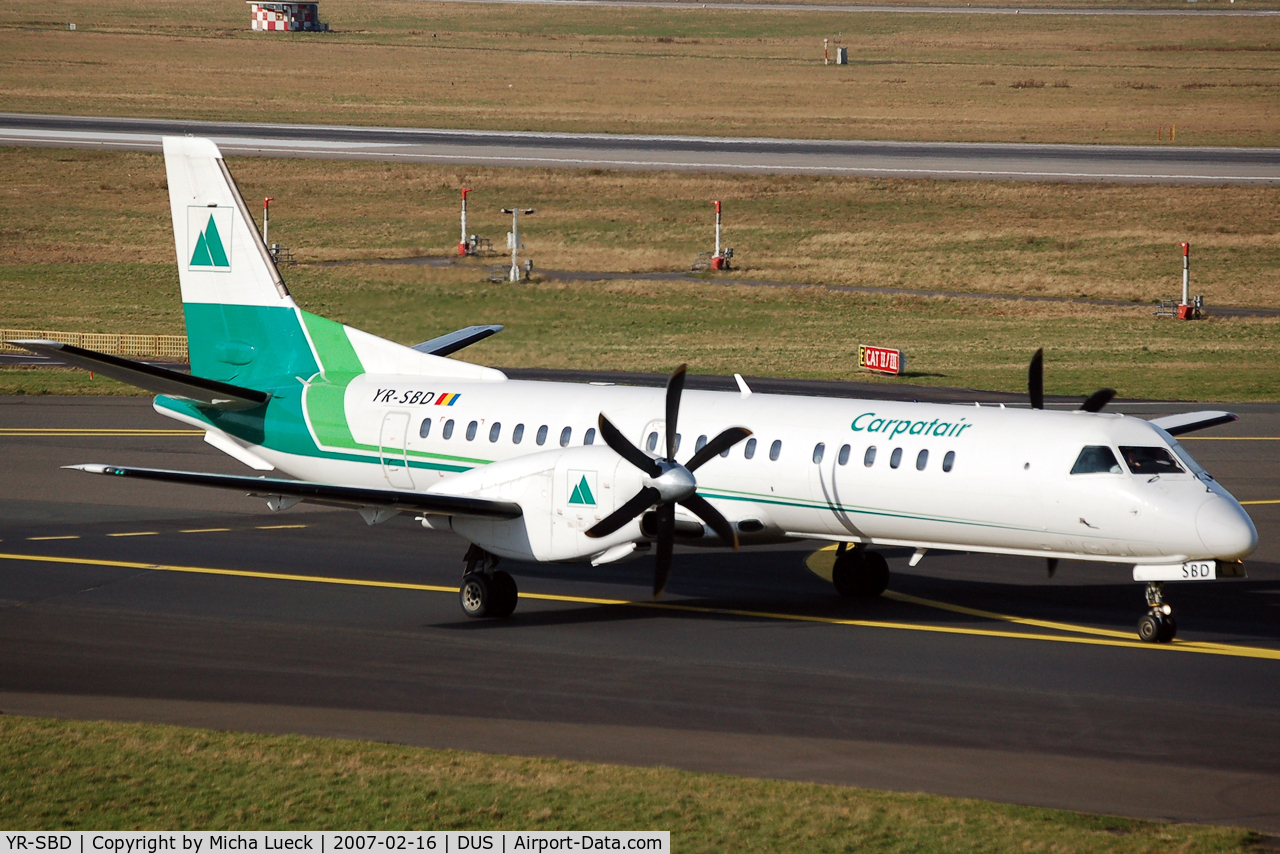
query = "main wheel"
xmin=459 ymin=572 xmax=495 ymax=618
xmin=861 ymin=551 xmax=890 ymax=598
xmin=489 ymin=570 xmax=519 ymax=618
xmin=1137 ymin=612 xmax=1161 ymax=643
xmin=831 ymin=551 xmax=864 ymax=597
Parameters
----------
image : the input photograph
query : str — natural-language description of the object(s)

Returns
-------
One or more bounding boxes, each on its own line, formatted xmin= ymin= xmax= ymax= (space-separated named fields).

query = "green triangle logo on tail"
xmin=188 ymin=210 xmax=231 ymax=269
xmin=568 ymin=474 xmax=596 ymax=506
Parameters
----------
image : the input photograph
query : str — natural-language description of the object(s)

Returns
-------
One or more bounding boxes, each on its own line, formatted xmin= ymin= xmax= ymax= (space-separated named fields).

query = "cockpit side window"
xmin=1120 ymin=446 xmax=1185 ymax=475
xmin=1070 ymin=446 xmax=1122 ymax=475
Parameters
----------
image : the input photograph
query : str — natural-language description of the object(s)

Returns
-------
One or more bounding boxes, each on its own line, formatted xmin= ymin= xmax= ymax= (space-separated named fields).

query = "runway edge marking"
xmin=3 ymin=551 xmax=1278 ymax=661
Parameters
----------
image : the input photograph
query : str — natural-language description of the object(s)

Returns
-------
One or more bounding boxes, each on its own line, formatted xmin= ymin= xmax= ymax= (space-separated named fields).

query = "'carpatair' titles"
xmin=370 ymin=389 xmax=461 ymax=405
xmin=852 ymin=412 xmax=973 ymax=439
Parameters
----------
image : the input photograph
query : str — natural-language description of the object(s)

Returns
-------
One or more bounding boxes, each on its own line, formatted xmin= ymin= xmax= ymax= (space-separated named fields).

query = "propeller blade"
xmin=664 ymin=364 xmax=687 ymax=460
xmin=1047 ymin=557 xmax=1059 ymax=578
xmin=1029 ymin=348 xmax=1044 ymax=411
xmin=598 ymin=414 xmax=661 ymax=477
xmin=585 ymin=486 xmax=661 ymax=539
xmin=685 ymin=426 xmax=752 ymax=472
xmin=680 ymin=493 xmax=739 ymax=551
xmin=653 ymin=503 xmax=675 ymax=599
xmin=1080 ymin=389 xmax=1116 ymax=413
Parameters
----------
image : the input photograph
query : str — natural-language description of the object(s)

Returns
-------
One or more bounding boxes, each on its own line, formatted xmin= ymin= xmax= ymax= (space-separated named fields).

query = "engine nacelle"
xmin=425 ymin=445 xmax=646 ymax=562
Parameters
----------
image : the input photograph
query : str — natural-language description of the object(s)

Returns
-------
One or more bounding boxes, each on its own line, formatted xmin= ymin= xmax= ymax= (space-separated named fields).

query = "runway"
xmin=1 ymin=387 xmax=1278 ymax=831
xmin=3 ymin=113 xmax=1278 ymax=185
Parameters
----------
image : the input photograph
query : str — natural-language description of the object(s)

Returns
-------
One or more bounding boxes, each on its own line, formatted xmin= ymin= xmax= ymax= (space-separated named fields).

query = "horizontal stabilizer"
xmin=8 ymin=340 xmax=269 ymax=411
xmin=65 ymin=464 xmax=523 ymax=519
xmin=412 ymin=325 xmax=504 ymax=357
xmin=1148 ymin=410 xmax=1238 ymax=436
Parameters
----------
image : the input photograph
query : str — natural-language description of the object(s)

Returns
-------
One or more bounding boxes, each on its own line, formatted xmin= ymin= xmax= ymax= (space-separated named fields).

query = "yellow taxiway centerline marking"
xmin=256 ymin=524 xmax=308 ymax=530
xmin=25 ymin=535 xmax=79 ymax=541
xmin=0 ymin=551 xmax=1276 ymax=661
xmin=180 ymin=528 xmax=232 ymax=534
xmin=106 ymin=531 xmax=158 ymax=538
xmin=1241 ymin=499 xmax=1280 ymax=506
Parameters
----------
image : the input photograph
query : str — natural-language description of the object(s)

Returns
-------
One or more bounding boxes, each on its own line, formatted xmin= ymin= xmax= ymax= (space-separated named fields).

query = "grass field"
xmin=2 ymin=0 xmax=1279 ymax=145
xmin=1 ymin=147 xmax=1277 ymax=401
xmin=0 ymin=715 xmax=1262 ymax=851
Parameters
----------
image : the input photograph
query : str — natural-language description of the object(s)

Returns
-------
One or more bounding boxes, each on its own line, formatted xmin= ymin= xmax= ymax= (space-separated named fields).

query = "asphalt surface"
xmin=3 ymin=113 xmax=1278 ymax=185
xmin=1 ymin=384 xmax=1278 ymax=830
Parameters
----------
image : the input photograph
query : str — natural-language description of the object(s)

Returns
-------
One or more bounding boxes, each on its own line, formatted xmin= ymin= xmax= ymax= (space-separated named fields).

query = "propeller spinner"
xmin=585 ymin=364 xmax=751 ymax=598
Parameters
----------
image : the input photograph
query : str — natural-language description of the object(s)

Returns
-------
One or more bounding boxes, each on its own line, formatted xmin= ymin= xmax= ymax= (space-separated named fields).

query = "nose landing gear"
xmin=1137 ymin=581 xmax=1177 ymax=643
xmin=459 ymin=544 xmax=518 ymax=619
xmin=831 ymin=542 xmax=890 ymax=599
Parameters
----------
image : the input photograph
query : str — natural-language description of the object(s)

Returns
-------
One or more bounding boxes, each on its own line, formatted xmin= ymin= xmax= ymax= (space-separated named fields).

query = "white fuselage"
xmin=172 ymin=375 xmax=1259 ymax=568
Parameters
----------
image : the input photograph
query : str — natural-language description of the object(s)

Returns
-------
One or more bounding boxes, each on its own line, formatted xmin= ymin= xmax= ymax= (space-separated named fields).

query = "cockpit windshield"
xmin=1119 ymin=446 xmax=1185 ymax=475
xmin=1070 ymin=446 xmax=1122 ymax=475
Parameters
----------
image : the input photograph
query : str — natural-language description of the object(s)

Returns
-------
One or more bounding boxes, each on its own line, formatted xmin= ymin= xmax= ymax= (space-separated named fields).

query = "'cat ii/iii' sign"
xmin=859 ymin=345 xmax=904 ymax=376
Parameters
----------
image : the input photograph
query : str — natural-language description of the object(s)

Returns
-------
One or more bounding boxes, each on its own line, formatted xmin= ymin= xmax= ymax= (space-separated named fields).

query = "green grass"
xmin=0 ymin=715 xmax=1261 ymax=851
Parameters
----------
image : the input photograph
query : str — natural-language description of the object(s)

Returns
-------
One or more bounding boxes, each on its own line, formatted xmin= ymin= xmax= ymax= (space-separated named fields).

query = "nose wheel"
xmin=459 ymin=545 xmax=518 ymax=619
xmin=1137 ymin=581 xmax=1177 ymax=643
xmin=831 ymin=542 xmax=890 ymax=599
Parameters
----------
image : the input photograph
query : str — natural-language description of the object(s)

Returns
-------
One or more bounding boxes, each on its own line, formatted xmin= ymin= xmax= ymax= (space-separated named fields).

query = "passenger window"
xmin=1120 ymin=446 xmax=1185 ymax=475
xmin=647 ymin=432 xmax=659 ymax=453
xmin=419 ymin=418 xmax=431 ymax=439
xmin=560 ymin=427 xmax=572 ymax=447
xmin=443 ymin=419 xmax=455 ymax=440
xmin=812 ymin=442 xmax=825 ymax=464
xmin=916 ymin=449 xmax=928 ymax=471
xmin=1071 ymin=446 xmax=1122 ymax=475
xmin=744 ymin=438 xmax=757 ymax=459
xmin=585 ymin=427 xmax=596 ymax=445
xmin=513 ymin=423 xmax=524 ymax=444
xmin=769 ymin=440 xmax=782 ymax=461
xmin=489 ymin=422 xmax=501 ymax=442
xmin=466 ymin=421 xmax=478 ymax=441
xmin=695 ymin=435 xmax=708 ymax=453
xmin=720 ymin=444 xmax=731 ymax=458
xmin=942 ymin=450 xmax=955 ymax=472
xmin=890 ymin=448 xmax=903 ymax=469
xmin=838 ymin=444 xmax=850 ymax=466
xmin=536 ymin=425 xmax=548 ymax=446
xmin=864 ymin=446 xmax=876 ymax=467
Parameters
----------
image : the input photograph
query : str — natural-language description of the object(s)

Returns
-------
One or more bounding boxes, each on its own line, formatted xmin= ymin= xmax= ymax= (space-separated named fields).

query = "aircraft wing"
xmin=7 ymin=340 xmax=269 ymax=411
xmin=65 ymin=464 xmax=523 ymax=519
xmin=1147 ymin=411 xmax=1238 ymax=436
xmin=412 ymin=325 xmax=504 ymax=357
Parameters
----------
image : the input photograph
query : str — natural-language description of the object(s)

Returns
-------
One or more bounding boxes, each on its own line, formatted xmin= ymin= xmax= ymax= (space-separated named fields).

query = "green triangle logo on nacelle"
xmin=188 ymin=207 xmax=232 ymax=271
xmin=568 ymin=473 xmax=596 ymax=506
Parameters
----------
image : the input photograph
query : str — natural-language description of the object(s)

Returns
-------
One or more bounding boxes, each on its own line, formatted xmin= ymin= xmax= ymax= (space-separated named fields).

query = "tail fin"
xmin=165 ymin=135 xmax=314 ymax=386
xmin=164 ymin=136 xmax=504 ymax=388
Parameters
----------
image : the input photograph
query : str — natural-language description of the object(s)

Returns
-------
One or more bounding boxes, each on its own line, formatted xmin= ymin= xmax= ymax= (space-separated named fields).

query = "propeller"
xmin=1026 ymin=348 xmax=1116 ymax=413
xmin=586 ymin=364 xmax=752 ymax=598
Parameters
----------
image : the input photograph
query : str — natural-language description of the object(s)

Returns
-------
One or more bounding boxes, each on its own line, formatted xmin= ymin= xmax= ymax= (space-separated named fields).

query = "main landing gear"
xmin=459 ymin=544 xmax=518 ymax=619
xmin=1137 ymin=581 xmax=1177 ymax=643
xmin=831 ymin=542 xmax=890 ymax=599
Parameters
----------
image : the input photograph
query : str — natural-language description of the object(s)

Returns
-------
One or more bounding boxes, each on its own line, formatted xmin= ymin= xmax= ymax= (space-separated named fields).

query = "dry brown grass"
xmin=0 ymin=0 xmax=1278 ymax=145
xmin=3 ymin=148 xmax=1278 ymax=310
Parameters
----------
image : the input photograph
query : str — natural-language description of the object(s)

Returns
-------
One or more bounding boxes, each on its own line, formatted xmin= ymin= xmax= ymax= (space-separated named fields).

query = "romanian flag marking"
xmin=436 ymin=393 xmax=461 ymax=406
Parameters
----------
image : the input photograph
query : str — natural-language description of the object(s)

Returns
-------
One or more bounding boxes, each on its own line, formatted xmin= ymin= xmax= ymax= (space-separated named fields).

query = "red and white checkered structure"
xmin=247 ymin=2 xmax=326 ymax=32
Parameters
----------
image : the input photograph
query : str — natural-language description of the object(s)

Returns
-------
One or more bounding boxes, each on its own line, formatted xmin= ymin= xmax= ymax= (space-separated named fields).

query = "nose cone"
xmin=1197 ymin=497 xmax=1259 ymax=560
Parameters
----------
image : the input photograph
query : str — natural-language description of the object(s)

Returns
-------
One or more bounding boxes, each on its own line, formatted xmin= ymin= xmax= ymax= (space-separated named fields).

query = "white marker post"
xmin=459 ymin=188 xmax=471 ymax=256
xmin=263 ymin=197 xmax=273 ymax=245
xmin=1180 ymin=242 xmax=1190 ymax=306
xmin=502 ymin=207 xmax=535 ymax=282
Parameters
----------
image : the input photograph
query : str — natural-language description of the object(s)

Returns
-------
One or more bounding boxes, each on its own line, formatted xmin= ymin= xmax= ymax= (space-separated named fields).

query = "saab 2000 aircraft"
xmin=12 ymin=137 xmax=1259 ymax=643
